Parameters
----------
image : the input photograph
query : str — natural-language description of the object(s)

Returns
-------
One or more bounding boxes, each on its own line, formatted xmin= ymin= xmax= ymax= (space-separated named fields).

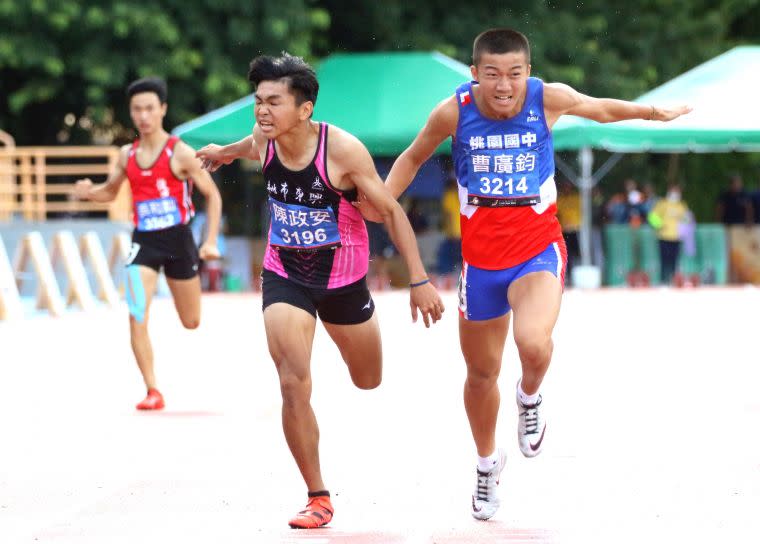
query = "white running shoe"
xmin=471 ymin=448 xmax=507 ymax=520
xmin=517 ymin=389 xmax=547 ymax=458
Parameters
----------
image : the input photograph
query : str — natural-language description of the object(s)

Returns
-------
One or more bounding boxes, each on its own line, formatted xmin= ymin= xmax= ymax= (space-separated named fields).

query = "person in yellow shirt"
xmin=556 ymin=179 xmax=581 ymax=281
xmin=648 ymin=184 xmax=692 ymax=285
xmin=437 ymin=175 xmax=462 ymax=277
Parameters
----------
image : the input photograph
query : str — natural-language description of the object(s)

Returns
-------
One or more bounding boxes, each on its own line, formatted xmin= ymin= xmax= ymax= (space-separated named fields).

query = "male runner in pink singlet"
xmin=196 ymin=54 xmax=444 ymax=529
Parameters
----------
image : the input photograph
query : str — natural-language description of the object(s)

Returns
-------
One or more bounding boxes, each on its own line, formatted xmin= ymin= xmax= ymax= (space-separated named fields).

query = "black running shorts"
xmin=127 ymin=224 xmax=199 ymax=280
xmin=261 ymin=269 xmax=375 ymax=325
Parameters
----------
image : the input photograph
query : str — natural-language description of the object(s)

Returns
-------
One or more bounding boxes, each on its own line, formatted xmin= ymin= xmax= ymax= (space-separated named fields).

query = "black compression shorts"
xmin=261 ymin=269 xmax=375 ymax=325
xmin=127 ymin=224 xmax=199 ymax=280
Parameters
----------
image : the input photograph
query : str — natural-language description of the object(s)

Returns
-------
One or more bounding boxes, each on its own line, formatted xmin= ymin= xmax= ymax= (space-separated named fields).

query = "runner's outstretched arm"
xmin=543 ymin=83 xmax=692 ymax=125
xmin=196 ymin=125 xmax=265 ymax=171
xmin=335 ymin=131 xmax=445 ymax=327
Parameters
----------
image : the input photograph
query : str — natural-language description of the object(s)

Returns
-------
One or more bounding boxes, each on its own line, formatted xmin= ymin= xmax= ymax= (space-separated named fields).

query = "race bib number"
xmin=268 ymin=198 xmax=341 ymax=250
xmin=466 ymin=149 xmax=541 ymax=207
xmin=136 ymin=197 xmax=181 ymax=231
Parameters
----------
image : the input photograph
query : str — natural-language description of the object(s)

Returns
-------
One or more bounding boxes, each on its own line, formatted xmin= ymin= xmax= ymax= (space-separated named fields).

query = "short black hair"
xmin=248 ymin=53 xmax=319 ymax=107
xmin=126 ymin=77 xmax=168 ymax=104
xmin=473 ymin=28 xmax=531 ymax=66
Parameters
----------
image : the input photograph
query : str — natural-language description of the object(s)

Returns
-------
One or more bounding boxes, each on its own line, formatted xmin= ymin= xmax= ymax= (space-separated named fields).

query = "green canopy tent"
xmin=554 ymin=46 xmax=760 ymax=153
xmin=174 ymin=51 xmax=471 ymax=155
xmin=549 ymin=46 xmax=760 ymax=281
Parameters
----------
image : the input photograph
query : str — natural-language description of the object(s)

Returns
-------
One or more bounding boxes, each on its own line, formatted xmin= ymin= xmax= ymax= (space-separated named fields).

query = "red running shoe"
xmin=136 ymin=388 xmax=165 ymax=410
xmin=288 ymin=491 xmax=333 ymax=529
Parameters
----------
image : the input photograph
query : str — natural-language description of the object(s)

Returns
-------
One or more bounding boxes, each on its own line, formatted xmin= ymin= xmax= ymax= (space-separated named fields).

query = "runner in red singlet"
xmin=75 ymin=77 xmax=223 ymax=410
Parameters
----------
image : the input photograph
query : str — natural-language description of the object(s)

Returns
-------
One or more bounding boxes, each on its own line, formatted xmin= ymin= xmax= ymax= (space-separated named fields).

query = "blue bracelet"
xmin=409 ymin=278 xmax=430 ymax=288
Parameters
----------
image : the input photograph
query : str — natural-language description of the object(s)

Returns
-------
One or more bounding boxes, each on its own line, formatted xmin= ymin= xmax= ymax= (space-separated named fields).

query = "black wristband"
xmin=409 ymin=278 xmax=430 ymax=288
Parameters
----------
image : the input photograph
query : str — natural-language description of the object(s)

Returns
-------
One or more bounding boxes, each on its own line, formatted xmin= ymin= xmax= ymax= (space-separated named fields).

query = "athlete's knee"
xmin=465 ymin=364 xmax=500 ymax=390
xmin=128 ymin=303 xmax=147 ymax=324
xmin=515 ymin=333 xmax=553 ymax=364
xmin=129 ymin=313 xmax=147 ymax=328
xmin=128 ymin=306 xmax=149 ymax=331
xmin=129 ymin=316 xmax=149 ymax=341
xmin=278 ymin=371 xmax=311 ymax=404
xmin=345 ymin=352 xmax=382 ymax=390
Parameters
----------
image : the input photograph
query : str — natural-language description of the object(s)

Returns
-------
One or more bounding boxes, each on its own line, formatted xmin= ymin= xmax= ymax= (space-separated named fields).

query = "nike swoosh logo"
xmin=530 ymin=424 xmax=547 ymax=452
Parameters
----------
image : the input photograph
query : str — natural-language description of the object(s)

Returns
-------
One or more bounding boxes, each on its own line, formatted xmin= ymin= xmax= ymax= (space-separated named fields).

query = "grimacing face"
xmin=471 ymin=51 xmax=531 ymax=119
xmin=129 ymin=92 xmax=166 ymax=136
xmin=254 ymin=79 xmax=312 ymax=138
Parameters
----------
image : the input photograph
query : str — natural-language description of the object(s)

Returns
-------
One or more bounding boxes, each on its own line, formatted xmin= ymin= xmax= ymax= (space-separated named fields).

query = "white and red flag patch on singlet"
xmin=459 ymin=91 xmax=471 ymax=105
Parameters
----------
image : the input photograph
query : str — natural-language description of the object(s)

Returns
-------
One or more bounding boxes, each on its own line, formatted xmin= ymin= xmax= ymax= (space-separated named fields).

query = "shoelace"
xmin=292 ymin=498 xmax=333 ymax=526
xmin=303 ymin=498 xmax=332 ymax=517
xmin=520 ymin=403 xmax=540 ymax=435
xmin=475 ymin=470 xmax=492 ymax=501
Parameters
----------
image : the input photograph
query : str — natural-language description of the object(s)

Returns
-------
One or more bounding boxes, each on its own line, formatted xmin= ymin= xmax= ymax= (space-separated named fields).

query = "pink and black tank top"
xmin=262 ymin=122 xmax=369 ymax=289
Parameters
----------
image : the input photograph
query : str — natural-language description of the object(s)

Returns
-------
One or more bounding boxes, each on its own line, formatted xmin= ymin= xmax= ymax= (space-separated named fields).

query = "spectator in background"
xmin=716 ymin=174 xmax=753 ymax=226
xmin=405 ymin=198 xmax=429 ymax=234
xmin=591 ymin=185 xmax=605 ymax=226
xmin=624 ymin=177 xmax=646 ymax=227
xmin=640 ymin=181 xmax=659 ymax=217
xmin=604 ymin=189 xmax=628 ymax=224
xmin=368 ymin=203 xmax=439 ymax=286
xmin=648 ymin=183 xmax=692 ymax=285
xmin=556 ymin=178 xmax=581 ymax=281
xmin=750 ymin=179 xmax=760 ymax=224
xmin=366 ymin=221 xmax=395 ymax=289
xmin=437 ymin=175 xmax=462 ymax=277
xmin=605 ymin=178 xmax=643 ymax=225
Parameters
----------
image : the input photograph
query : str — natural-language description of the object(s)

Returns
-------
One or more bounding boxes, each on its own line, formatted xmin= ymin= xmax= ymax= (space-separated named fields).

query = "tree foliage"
xmin=319 ymin=0 xmax=759 ymax=99
xmin=0 ymin=0 xmax=329 ymax=145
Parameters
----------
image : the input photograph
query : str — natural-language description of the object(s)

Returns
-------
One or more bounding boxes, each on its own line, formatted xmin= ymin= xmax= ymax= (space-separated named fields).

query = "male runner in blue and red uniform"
xmin=197 ymin=53 xmax=444 ymax=529
xmin=75 ymin=77 xmax=222 ymax=410
xmin=362 ymin=28 xmax=691 ymax=520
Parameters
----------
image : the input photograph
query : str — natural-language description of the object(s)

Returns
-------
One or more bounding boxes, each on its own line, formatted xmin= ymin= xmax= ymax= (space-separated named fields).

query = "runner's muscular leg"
xmin=322 ymin=313 xmax=382 ymax=390
xmin=460 ymin=313 xmax=510 ymax=456
xmin=167 ymin=275 xmax=202 ymax=329
xmin=508 ymin=271 xmax=562 ymax=395
xmin=264 ymin=303 xmax=324 ymax=492
xmin=127 ymin=265 xmax=159 ymax=390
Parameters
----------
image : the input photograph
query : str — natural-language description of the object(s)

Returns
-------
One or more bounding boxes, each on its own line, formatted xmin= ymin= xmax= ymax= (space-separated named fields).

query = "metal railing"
xmin=0 ymin=146 xmax=131 ymax=222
